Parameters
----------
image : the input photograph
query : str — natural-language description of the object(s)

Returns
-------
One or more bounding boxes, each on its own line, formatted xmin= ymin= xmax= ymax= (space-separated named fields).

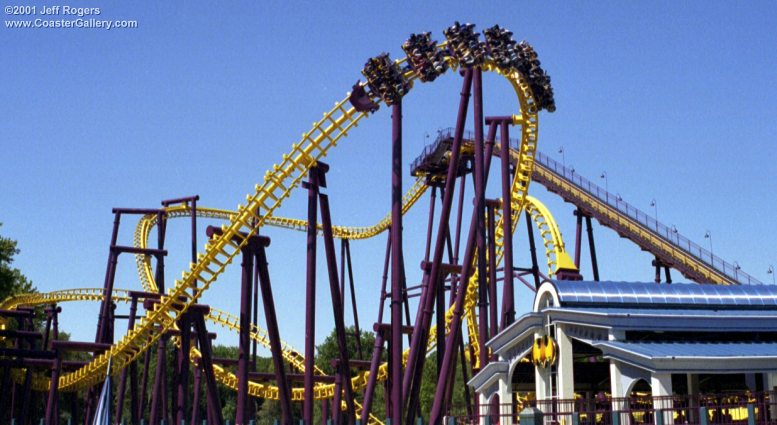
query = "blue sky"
xmin=2 ymin=1 xmax=776 ymax=350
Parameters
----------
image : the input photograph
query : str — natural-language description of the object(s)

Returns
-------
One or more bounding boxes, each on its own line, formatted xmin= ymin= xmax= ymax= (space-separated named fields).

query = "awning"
xmin=592 ymin=340 xmax=777 ymax=373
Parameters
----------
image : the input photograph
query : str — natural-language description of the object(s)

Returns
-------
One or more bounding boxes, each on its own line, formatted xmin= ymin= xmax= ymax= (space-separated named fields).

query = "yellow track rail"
xmin=0 ymin=32 xmax=552 ymax=415
xmin=133 ymin=177 xmax=429 ymax=294
xmin=525 ymin=195 xmax=576 ymax=276
xmin=532 ymin=161 xmax=736 ymax=284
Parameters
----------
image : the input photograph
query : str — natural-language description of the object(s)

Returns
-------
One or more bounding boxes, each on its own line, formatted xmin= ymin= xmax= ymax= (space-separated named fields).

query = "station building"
xmin=469 ymin=280 xmax=777 ymax=425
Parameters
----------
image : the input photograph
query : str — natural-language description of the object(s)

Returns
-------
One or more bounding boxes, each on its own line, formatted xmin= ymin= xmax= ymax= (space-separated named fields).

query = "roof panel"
xmin=594 ymin=341 xmax=777 ymax=359
xmin=552 ymin=280 xmax=777 ymax=309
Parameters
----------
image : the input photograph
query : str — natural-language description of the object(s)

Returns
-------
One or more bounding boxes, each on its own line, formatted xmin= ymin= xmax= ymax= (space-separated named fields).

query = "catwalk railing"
xmin=413 ymin=128 xmax=763 ymax=285
xmin=533 ymin=150 xmax=762 ymax=285
xmin=455 ymin=392 xmax=777 ymax=425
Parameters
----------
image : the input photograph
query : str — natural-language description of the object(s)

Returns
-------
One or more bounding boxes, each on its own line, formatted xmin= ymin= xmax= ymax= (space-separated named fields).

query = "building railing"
xmin=452 ymin=392 xmax=777 ymax=425
xmin=411 ymin=128 xmax=764 ymax=285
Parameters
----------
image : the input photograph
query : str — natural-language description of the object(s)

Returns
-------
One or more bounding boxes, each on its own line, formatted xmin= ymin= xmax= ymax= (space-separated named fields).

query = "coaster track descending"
xmin=0 ymin=20 xmax=764 ymax=425
xmin=0 ymin=22 xmax=550 ymax=408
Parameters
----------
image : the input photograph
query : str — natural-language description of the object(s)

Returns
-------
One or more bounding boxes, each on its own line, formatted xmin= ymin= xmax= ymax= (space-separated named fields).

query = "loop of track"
xmin=0 ymin=30 xmax=548 ymax=416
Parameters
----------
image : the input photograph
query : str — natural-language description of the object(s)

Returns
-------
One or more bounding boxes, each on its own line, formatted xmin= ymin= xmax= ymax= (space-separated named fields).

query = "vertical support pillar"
xmin=584 ymin=216 xmax=599 ymax=281
xmin=193 ymin=311 xmax=223 ymax=425
xmin=318 ymin=164 xmax=356 ymax=425
xmin=303 ymin=166 xmax=320 ymax=425
xmin=344 ymin=240 xmax=363 ymax=359
xmin=472 ymin=66 xmax=489 ymax=377
xmin=237 ymin=242 xmax=254 ymax=425
xmin=96 ymin=211 xmax=121 ymax=344
xmin=687 ymin=374 xmax=700 ymax=424
xmin=485 ymin=197 xmax=500 ymax=345
xmin=139 ymin=350 xmax=151 ymax=422
xmin=402 ymin=71 xmax=473 ymax=418
xmin=19 ymin=314 xmax=33 ymax=425
xmin=45 ymin=349 xmax=62 ymax=425
xmin=609 ymin=360 xmax=628 ymax=425
xmin=525 ymin=213 xmax=541 ymax=289
xmin=332 ymin=365 xmax=343 ymax=425
xmin=766 ymin=373 xmax=777 ymax=419
xmin=191 ymin=360 xmax=202 ymax=425
xmin=556 ymin=325 xmax=575 ymax=401
xmin=117 ymin=295 xmax=139 ymax=424
xmin=321 ymin=399 xmax=330 ymax=425
xmin=150 ymin=211 xmax=169 ymax=425
xmin=175 ymin=313 xmax=191 ymax=425
xmin=496 ymin=119 xmax=515 ymax=328
xmin=651 ymin=373 xmax=674 ymax=425
xmin=478 ymin=393 xmax=490 ymax=425
xmin=361 ymin=326 xmax=385 ymax=420
xmin=573 ymin=209 xmax=583 ymax=269
xmin=390 ymin=101 xmax=404 ymax=425
xmin=0 ymin=363 xmax=10 ymax=424
xmin=498 ymin=378 xmax=512 ymax=425
xmin=255 ymin=239 xmax=293 ymax=425
xmin=431 ymin=68 xmax=499 ymax=425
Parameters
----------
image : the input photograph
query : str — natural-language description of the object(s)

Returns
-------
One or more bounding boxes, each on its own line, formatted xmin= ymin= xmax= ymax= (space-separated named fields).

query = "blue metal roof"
xmin=551 ymin=307 xmax=777 ymax=318
xmin=551 ymin=280 xmax=777 ymax=309
xmin=593 ymin=341 xmax=777 ymax=359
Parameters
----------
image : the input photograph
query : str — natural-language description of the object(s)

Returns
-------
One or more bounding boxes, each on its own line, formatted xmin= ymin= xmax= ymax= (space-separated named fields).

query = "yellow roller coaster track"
xmin=0 ymin=29 xmax=544 ymax=404
xmin=131 ymin=149 xmax=570 ymax=393
xmin=531 ymin=161 xmax=738 ymax=285
xmin=0 ymin=155 xmax=567 ymax=425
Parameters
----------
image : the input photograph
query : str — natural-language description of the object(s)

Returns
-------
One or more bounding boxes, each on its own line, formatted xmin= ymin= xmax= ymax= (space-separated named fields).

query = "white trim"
xmin=533 ymin=280 xmax=560 ymax=312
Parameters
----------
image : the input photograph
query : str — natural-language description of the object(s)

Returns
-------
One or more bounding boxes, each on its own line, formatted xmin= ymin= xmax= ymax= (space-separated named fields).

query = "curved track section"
xmin=133 ymin=177 xmax=430 ymax=294
xmin=3 ymin=25 xmax=545 ymax=395
xmin=525 ymin=195 xmax=574 ymax=276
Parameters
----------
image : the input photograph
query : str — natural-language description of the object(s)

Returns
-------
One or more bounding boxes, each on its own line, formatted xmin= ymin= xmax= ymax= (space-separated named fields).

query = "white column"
xmin=651 ymin=373 xmax=674 ymax=425
xmin=535 ymin=362 xmax=551 ymax=403
xmin=687 ymin=374 xmax=700 ymax=423
xmin=767 ymin=373 xmax=777 ymax=419
xmin=479 ymin=392 xmax=489 ymax=425
xmin=498 ymin=376 xmax=513 ymax=425
xmin=556 ymin=325 xmax=575 ymax=402
xmin=610 ymin=360 xmax=629 ymax=425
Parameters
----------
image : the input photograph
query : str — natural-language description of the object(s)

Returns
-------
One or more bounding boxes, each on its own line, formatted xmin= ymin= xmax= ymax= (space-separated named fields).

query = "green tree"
xmin=418 ymin=349 xmax=473 ymax=420
xmin=316 ymin=325 xmax=375 ymax=374
xmin=0 ymin=223 xmax=35 ymax=302
xmin=314 ymin=325 xmax=386 ymax=422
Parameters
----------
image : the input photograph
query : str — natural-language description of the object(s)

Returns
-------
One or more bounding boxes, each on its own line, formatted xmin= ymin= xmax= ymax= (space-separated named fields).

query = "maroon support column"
xmin=302 ymin=166 xmax=320 ymax=425
xmin=360 ymin=325 xmax=386 ymax=419
xmin=585 ymin=216 xmax=600 ymax=281
xmin=238 ymin=242 xmax=254 ymax=424
xmin=486 ymin=201 xmax=499 ymax=340
xmin=116 ymin=294 xmax=140 ymax=423
xmin=318 ymin=179 xmax=356 ymax=424
xmin=390 ymin=100 xmax=404 ymax=425
xmin=175 ymin=313 xmax=191 ymax=425
xmin=573 ymin=208 xmax=583 ymax=268
xmin=255 ymin=240 xmax=294 ymax=425
xmin=344 ymin=240 xmax=363 ymax=359
xmin=192 ymin=309 xmax=223 ymax=425
xmin=472 ymin=68 xmax=489 ymax=374
xmin=430 ymin=67 xmax=494 ymax=425
xmin=45 ymin=348 xmax=62 ymax=425
xmin=495 ymin=119 xmax=516 ymax=327
xmin=402 ymin=69 xmax=474 ymax=425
